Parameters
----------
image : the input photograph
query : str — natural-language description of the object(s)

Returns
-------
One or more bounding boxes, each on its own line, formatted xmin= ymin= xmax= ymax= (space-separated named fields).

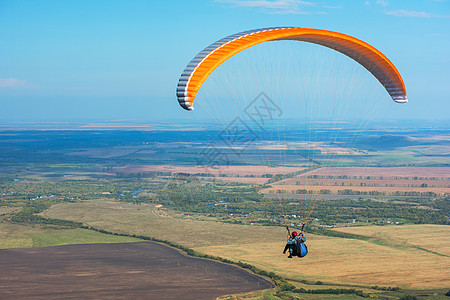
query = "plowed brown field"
xmin=0 ymin=242 xmax=274 ymax=300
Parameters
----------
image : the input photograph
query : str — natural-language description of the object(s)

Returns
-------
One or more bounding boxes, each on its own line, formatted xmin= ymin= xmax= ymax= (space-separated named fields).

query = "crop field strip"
xmin=298 ymin=167 xmax=450 ymax=178
xmin=280 ymin=178 xmax=449 ymax=188
xmin=262 ymin=166 xmax=450 ymax=195
xmin=262 ymin=185 xmax=450 ymax=194
xmin=112 ymin=164 xmax=306 ymax=176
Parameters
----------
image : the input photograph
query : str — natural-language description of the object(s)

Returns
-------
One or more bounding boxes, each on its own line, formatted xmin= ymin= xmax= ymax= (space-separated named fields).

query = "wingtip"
xmin=178 ymin=98 xmax=195 ymax=111
xmin=394 ymin=96 xmax=408 ymax=103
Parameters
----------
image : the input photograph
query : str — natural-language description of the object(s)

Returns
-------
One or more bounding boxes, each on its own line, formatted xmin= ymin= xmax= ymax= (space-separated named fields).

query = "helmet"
xmin=292 ymin=231 xmax=297 ymax=236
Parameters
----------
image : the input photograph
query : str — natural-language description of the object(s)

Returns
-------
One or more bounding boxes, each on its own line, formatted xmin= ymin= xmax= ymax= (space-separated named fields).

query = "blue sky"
xmin=0 ymin=0 xmax=449 ymax=122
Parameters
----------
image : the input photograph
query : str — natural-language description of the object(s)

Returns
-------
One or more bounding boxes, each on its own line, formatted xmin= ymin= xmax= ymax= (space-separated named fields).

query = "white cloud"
xmin=0 ymin=78 xmax=37 ymax=89
xmin=430 ymin=32 xmax=447 ymax=37
xmin=214 ymin=0 xmax=317 ymax=14
xmin=385 ymin=9 xmax=445 ymax=18
xmin=322 ymin=5 xmax=340 ymax=9
xmin=376 ymin=0 xmax=388 ymax=7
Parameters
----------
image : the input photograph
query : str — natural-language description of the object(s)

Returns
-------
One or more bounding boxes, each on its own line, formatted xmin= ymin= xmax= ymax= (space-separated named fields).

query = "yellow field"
xmin=193 ymin=233 xmax=449 ymax=289
xmin=333 ymin=224 xmax=450 ymax=257
xmin=44 ymin=200 xmax=450 ymax=289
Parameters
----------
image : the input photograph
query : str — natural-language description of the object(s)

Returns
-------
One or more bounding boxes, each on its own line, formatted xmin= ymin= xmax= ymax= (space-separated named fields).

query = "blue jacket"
xmin=287 ymin=237 xmax=296 ymax=245
xmin=287 ymin=235 xmax=305 ymax=244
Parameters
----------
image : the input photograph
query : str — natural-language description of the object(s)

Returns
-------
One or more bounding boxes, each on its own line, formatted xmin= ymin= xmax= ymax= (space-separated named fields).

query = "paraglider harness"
xmin=284 ymin=223 xmax=308 ymax=258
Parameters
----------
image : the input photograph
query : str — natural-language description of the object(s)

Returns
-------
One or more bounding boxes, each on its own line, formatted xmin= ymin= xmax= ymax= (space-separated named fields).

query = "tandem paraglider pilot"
xmin=283 ymin=230 xmax=307 ymax=258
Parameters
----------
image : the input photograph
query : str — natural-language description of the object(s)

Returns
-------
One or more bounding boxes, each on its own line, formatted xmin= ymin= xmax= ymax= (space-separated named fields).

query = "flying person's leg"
xmin=288 ymin=244 xmax=295 ymax=258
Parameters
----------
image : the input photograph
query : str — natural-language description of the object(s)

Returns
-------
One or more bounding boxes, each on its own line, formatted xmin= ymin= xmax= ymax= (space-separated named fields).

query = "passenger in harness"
xmin=283 ymin=231 xmax=298 ymax=258
xmin=283 ymin=229 xmax=308 ymax=258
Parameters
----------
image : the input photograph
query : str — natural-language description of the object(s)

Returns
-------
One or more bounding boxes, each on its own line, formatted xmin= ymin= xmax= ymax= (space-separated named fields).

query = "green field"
xmin=0 ymin=222 xmax=140 ymax=249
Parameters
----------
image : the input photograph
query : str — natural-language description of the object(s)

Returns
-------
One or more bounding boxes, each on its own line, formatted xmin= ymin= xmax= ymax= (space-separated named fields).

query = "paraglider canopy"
xmin=177 ymin=27 xmax=407 ymax=111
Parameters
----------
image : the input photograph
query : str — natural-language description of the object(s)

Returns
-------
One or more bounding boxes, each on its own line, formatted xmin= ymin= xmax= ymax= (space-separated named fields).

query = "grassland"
xmin=333 ymin=224 xmax=450 ymax=257
xmin=43 ymin=200 xmax=282 ymax=247
xmin=28 ymin=228 xmax=141 ymax=247
xmin=193 ymin=231 xmax=449 ymax=289
xmin=0 ymin=222 xmax=140 ymax=249
xmin=44 ymin=199 xmax=450 ymax=289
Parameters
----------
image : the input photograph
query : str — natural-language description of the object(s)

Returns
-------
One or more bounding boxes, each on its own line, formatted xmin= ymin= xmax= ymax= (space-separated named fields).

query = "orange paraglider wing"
xmin=176 ymin=27 xmax=407 ymax=111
